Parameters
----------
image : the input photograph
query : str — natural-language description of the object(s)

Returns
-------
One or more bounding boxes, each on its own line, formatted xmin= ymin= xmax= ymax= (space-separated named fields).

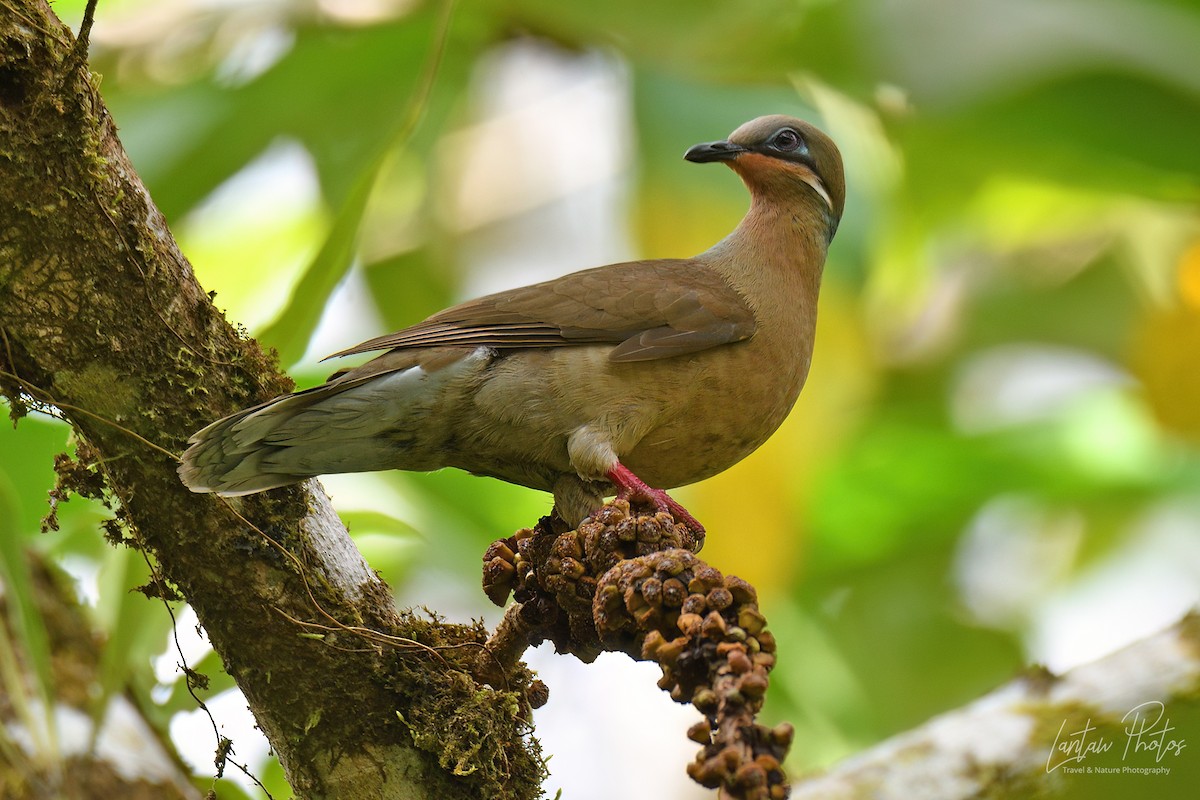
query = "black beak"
xmin=684 ymin=139 xmax=746 ymax=163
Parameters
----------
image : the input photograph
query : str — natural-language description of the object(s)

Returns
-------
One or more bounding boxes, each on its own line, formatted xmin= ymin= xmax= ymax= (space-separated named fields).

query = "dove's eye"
xmin=771 ymin=129 xmax=802 ymax=152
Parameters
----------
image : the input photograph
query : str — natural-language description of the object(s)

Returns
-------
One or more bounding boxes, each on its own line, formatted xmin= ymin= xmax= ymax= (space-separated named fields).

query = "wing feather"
xmin=325 ymin=259 xmax=756 ymax=362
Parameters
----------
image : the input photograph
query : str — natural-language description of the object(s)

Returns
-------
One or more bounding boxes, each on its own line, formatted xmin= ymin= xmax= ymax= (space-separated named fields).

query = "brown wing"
xmin=324 ymin=259 xmax=756 ymax=363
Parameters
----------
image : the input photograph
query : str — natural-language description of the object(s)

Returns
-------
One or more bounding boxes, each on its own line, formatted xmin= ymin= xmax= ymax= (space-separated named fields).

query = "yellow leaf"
xmin=1130 ymin=302 xmax=1200 ymax=442
xmin=1178 ymin=239 xmax=1200 ymax=310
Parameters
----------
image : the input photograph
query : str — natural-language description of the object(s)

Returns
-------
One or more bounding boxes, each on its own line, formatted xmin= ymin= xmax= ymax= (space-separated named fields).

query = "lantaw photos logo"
xmin=1047 ymin=700 xmax=1188 ymax=776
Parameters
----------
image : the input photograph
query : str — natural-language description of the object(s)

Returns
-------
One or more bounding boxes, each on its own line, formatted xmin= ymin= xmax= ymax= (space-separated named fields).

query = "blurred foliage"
xmin=4 ymin=0 xmax=1200 ymax=796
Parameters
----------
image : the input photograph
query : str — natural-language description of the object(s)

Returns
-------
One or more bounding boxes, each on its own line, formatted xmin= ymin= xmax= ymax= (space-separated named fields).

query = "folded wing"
xmin=326 ymin=259 xmax=756 ymax=363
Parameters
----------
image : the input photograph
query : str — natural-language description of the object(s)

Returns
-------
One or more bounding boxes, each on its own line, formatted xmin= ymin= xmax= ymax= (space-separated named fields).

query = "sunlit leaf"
xmin=256 ymin=154 xmax=381 ymax=365
xmin=1130 ymin=305 xmax=1200 ymax=443
xmin=92 ymin=547 xmax=171 ymax=734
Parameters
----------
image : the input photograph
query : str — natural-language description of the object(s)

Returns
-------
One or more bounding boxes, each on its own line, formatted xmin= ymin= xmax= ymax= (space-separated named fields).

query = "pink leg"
xmin=606 ymin=462 xmax=705 ymax=535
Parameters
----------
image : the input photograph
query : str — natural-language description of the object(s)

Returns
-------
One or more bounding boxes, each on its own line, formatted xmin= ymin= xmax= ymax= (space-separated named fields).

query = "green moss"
xmin=54 ymin=364 xmax=139 ymax=423
xmin=381 ymin=611 xmax=547 ymax=800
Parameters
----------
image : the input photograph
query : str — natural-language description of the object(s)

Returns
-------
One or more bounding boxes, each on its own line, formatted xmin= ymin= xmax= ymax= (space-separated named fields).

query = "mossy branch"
xmin=0 ymin=2 xmax=542 ymax=797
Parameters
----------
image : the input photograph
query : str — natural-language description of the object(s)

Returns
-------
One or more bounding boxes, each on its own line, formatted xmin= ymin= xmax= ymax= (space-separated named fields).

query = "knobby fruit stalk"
xmin=481 ymin=499 xmax=791 ymax=800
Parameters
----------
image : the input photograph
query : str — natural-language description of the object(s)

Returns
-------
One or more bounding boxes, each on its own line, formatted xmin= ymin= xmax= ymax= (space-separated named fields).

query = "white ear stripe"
xmin=798 ymin=168 xmax=834 ymax=213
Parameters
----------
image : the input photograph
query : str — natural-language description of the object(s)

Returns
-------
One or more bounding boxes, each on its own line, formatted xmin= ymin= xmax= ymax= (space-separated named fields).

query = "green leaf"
xmin=898 ymin=71 xmax=1200 ymax=216
xmin=0 ymin=485 xmax=58 ymax=757
xmin=91 ymin=547 xmax=171 ymax=737
xmin=253 ymin=0 xmax=472 ymax=364
xmin=109 ymin=5 xmax=485 ymax=218
xmin=792 ymin=550 xmax=1023 ymax=746
xmin=362 ymin=249 xmax=458 ymax=333
xmin=256 ymin=156 xmax=382 ymax=366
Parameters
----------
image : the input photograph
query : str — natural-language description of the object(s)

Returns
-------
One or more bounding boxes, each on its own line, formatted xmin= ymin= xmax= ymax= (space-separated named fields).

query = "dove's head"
xmin=685 ymin=115 xmax=844 ymax=241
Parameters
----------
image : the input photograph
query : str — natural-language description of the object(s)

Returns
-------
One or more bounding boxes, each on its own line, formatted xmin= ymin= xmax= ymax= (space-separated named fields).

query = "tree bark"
xmin=0 ymin=3 xmax=542 ymax=798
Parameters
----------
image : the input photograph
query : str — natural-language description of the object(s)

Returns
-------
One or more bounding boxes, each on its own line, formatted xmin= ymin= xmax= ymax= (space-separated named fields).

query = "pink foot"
xmin=606 ymin=463 xmax=706 ymax=535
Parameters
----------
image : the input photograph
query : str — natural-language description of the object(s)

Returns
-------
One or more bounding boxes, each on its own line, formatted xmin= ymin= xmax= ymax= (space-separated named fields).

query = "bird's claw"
xmin=606 ymin=463 xmax=706 ymax=536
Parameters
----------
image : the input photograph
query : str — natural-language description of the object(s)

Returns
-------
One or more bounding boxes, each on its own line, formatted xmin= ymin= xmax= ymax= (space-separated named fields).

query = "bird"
xmin=179 ymin=115 xmax=845 ymax=533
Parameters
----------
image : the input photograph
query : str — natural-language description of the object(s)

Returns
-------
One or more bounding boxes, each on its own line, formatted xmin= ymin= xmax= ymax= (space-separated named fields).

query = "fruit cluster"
xmin=481 ymin=499 xmax=790 ymax=798
xmin=595 ymin=549 xmax=791 ymax=799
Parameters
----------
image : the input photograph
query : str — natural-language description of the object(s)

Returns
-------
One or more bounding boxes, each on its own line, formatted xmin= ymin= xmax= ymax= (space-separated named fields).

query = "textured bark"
xmin=0 ymin=2 xmax=542 ymax=798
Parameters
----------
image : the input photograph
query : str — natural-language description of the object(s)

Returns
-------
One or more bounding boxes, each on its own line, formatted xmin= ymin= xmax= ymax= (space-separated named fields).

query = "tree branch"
xmin=792 ymin=613 xmax=1200 ymax=799
xmin=0 ymin=2 xmax=542 ymax=797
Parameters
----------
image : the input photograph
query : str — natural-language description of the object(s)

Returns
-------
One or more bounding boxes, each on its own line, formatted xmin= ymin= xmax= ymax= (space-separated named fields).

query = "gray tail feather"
xmin=178 ymin=381 xmax=356 ymax=496
xmin=180 ymin=354 xmax=451 ymax=495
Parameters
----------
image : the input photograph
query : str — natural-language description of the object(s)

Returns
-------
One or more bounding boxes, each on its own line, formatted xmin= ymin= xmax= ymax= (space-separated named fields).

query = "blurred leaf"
xmin=1131 ymin=305 xmax=1200 ymax=443
xmin=808 ymin=382 xmax=1177 ymax=576
xmin=0 ymin=483 xmax=57 ymax=754
xmin=257 ymin=154 xmax=380 ymax=365
xmin=92 ymin=547 xmax=169 ymax=732
xmin=0 ymin=411 xmax=70 ymax=535
xmin=964 ymin=258 xmax=1140 ymax=364
xmin=146 ymin=649 xmax=236 ymax=724
xmin=343 ymin=509 xmax=423 ymax=589
xmin=259 ymin=754 xmax=293 ymax=800
xmin=252 ymin=0 xmax=476 ymax=363
xmin=505 ymin=0 xmax=845 ymax=84
xmin=899 ymin=71 xmax=1200 ymax=219
xmin=762 ymin=601 xmax=874 ymax=768
xmin=795 ymin=549 xmax=1024 ymax=738
xmin=362 ymin=249 xmax=458 ymax=333
xmin=108 ymin=4 xmax=489 ymax=217
xmin=340 ymin=509 xmax=421 ymax=540
xmin=809 ymin=410 xmax=1011 ymax=573
xmin=393 ymin=470 xmax=549 ymax=572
